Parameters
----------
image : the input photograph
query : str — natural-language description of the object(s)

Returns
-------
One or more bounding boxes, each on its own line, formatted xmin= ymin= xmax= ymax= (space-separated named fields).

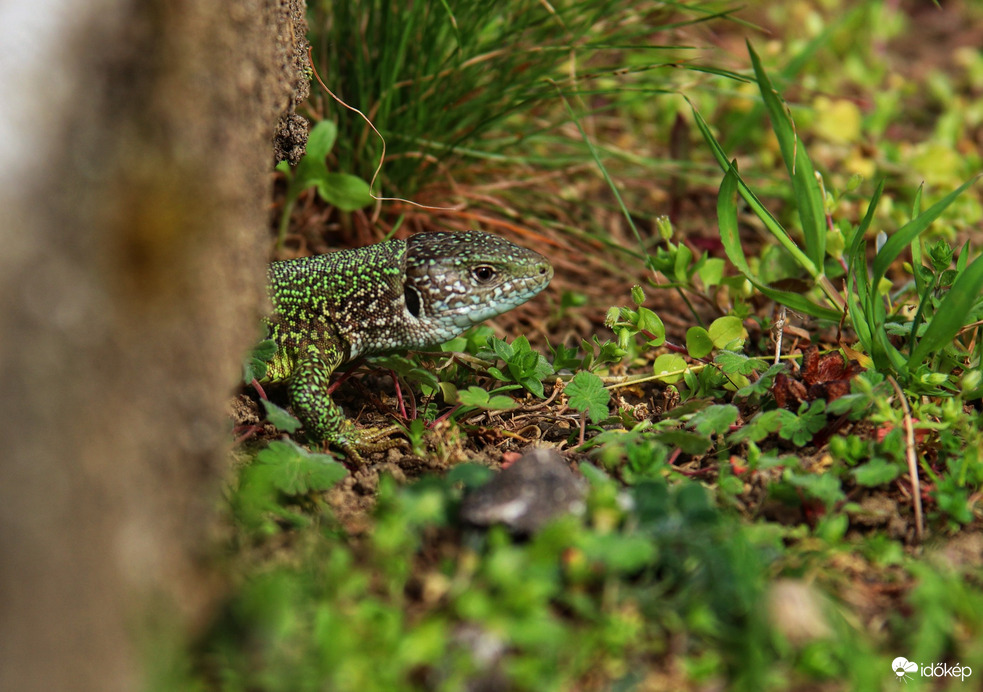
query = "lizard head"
xmin=403 ymin=231 xmax=553 ymax=342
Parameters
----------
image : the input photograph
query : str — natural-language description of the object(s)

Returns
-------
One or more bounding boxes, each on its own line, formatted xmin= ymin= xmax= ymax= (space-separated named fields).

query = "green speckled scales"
xmin=262 ymin=231 xmax=552 ymax=459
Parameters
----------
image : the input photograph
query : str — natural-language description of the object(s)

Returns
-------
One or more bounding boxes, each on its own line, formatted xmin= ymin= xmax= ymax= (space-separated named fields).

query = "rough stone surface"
xmin=0 ymin=1 xmax=309 ymax=691
xmin=460 ymin=448 xmax=586 ymax=534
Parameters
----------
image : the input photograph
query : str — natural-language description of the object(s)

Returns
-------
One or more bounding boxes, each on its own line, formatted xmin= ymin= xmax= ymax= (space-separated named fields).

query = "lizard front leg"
xmin=288 ymin=344 xmax=405 ymax=463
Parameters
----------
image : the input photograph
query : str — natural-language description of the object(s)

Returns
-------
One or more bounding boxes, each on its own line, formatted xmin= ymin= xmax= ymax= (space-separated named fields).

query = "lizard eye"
xmin=471 ymin=265 xmax=496 ymax=283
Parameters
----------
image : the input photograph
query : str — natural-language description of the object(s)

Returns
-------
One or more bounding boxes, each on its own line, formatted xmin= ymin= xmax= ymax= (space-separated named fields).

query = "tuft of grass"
xmin=307 ymin=0 xmax=732 ymax=196
xmin=688 ymin=41 xmax=980 ymax=388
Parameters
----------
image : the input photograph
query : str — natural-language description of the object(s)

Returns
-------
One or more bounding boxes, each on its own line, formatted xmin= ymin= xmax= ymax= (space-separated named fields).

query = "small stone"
xmin=767 ymin=579 xmax=833 ymax=645
xmin=459 ymin=448 xmax=586 ymax=534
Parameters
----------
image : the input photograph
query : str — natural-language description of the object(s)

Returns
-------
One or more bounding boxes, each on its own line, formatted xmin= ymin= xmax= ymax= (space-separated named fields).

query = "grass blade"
xmin=845 ymin=181 xmax=883 ymax=352
xmin=718 ymin=166 xmax=841 ymax=320
xmin=871 ymin=176 xmax=980 ymax=293
xmin=747 ymin=41 xmax=827 ymax=271
xmin=847 ymin=180 xmax=884 ymax=261
xmin=847 ymin=251 xmax=873 ymax=352
xmin=722 ymin=6 xmax=865 ymax=151
xmin=688 ymin=98 xmax=820 ymax=279
xmin=908 ymin=252 xmax=983 ymax=370
xmin=874 ymin=314 xmax=909 ymax=372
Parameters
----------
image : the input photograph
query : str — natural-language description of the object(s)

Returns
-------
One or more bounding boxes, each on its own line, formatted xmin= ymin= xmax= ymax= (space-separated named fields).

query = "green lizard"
xmin=263 ymin=230 xmax=553 ymax=461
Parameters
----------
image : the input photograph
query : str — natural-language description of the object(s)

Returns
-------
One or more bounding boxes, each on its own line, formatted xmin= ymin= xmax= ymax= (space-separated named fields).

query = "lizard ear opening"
xmin=404 ymin=282 xmax=422 ymax=318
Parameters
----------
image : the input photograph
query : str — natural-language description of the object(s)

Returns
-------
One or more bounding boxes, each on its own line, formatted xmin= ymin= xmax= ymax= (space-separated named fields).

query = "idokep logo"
xmin=892 ymin=658 xmax=918 ymax=683
xmin=892 ymin=657 xmax=973 ymax=684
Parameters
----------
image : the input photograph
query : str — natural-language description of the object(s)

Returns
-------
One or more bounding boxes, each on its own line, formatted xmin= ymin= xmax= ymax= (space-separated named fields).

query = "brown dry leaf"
xmin=773 ymin=347 xmax=863 ymax=409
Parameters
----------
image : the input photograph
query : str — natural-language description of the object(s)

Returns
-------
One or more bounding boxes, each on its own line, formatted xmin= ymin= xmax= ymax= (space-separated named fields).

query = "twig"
xmin=887 ymin=375 xmax=924 ymax=542
xmin=773 ymin=305 xmax=786 ymax=365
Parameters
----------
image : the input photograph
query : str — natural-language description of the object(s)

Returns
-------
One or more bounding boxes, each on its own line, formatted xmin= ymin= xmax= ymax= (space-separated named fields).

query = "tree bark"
xmin=0 ymin=1 xmax=308 ymax=690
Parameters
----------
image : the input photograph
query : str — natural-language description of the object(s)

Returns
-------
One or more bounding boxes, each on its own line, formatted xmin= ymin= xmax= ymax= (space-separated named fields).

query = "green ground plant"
xmin=196 ymin=470 xmax=785 ymax=692
xmin=204 ymin=2 xmax=983 ymax=691
xmin=275 ymin=120 xmax=374 ymax=248
xmin=692 ymin=42 xmax=982 ymax=385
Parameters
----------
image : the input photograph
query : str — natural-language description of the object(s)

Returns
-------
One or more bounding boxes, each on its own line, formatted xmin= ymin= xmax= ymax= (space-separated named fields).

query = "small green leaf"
xmin=853 ymin=458 xmax=900 ymax=487
xmin=552 ymin=342 xmax=582 ymax=371
xmin=458 ymin=386 xmax=518 ymax=411
xmin=566 ymin=371 xmax=611 ymax=424
xmin=487 ymin=366 xmax=507 ymax=381
xmin=243 ymin=339 xmax=277 ymax=383
xmin=934 ymin=476 xmax=973 ymax=524
xmin=783 ymin=469 xmax=845 ymax=507
xmin=485 ymin=336 xmax=552 ymax=398
xmin=580 ymin=532 xmax=657 ymax=573
xmin=456 ymin=386 xmax=487 ymax=407
xmin=596 ymin=340 xmax=628 ymax=366
xmin=735 ymin=362 xmax=786 ymax=398
xmin=653 ymin=430 xmax=713 ymax=455
xmin=957 ymin=240 xmax=971 ymax=273
xmin=636 ymin=307 xmax=666 ymax=346
xmin=317 ymin=172 xmax=373 ymax=211
xmin=443 ymin=324 xmax=494 ymax=355
xmin=261 ymin=399 xmax=302 ymax=433
xmin=715 ymin=351 xmax=766 ymax=376
xmin=292 ymin=120 xmax=337 ymax=188
xmin=696 ymin=256 xmax=726 ymax=287
xmin=673 ymin=242 xmax=694 ymax=283
xmin=708 ymin=315 xmax=746 ymax=350
xmin=489 ymin=337 xmax=515 ymax=361
xmin=728 ymin=409 xmax=791 ymax=444
xmin=305 ymin=119 xmax=338 ymax=160
xmin=778 ymin=400 xmax=828 ymax=446
xmin=686 ymin=326 xmax=714 ymax=358
xmin=254 ymin=439 xmax=348 ymax=495
xmin=688 ymin=404 xmax=739 ymax=437
xmin=930 ymin=238 xmax=953 ymax=272
xmin=938 ymin=269 xmax=958 ymax=289
xmin=653 ymin=353 xmax=687 ymax=384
